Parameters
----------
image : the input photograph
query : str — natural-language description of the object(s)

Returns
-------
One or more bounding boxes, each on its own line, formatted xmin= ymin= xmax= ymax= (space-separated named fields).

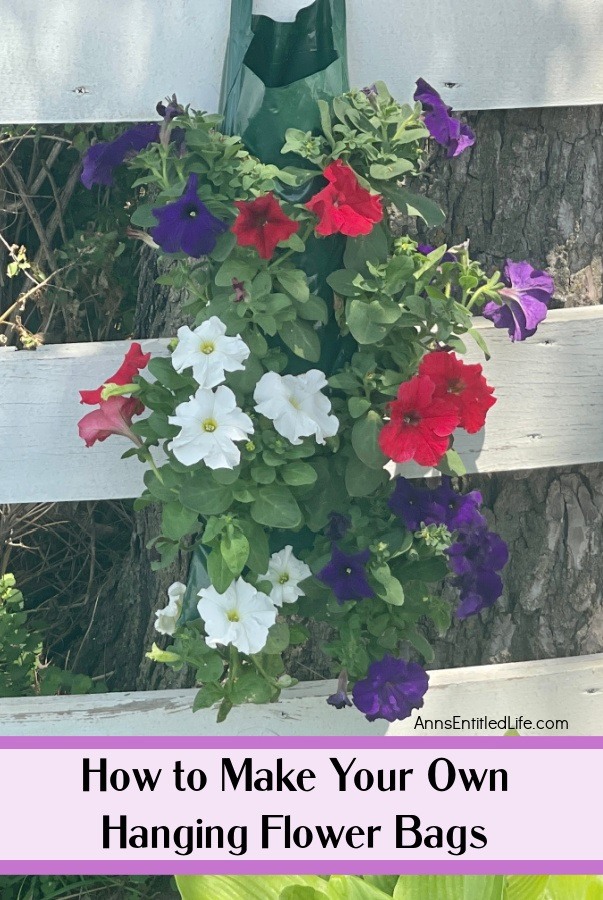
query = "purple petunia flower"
xmin=317 ymin=545 xmax=375 ymax=604
xmin=431 ymin=477 xmax=486 ymax=531
xmin=446 ymin=525 xmax=509 ymax=619
xmin=156 ymin=95 xmax=185 ymax=123
xmin=325 ymin=512 xmax=352 ymax=542
xmin=81 ymin=123 xmax=160 ymax=189
xmin=150 ymin=173 xmax=228 ymax=258
xmin=414 ymin=78 xmax=475 ymax=159
xmin=388 ymin=477 xmax=445 ymax=532
xmin=454 ymin=569 xmax=505 ymax=619
xmin=352 ymin=656 xmax=429 ymax=722
xmin=482 ymin=260 xmax=555 ymax=342
xmin=327 ymin=670 xmax=353 ymax=710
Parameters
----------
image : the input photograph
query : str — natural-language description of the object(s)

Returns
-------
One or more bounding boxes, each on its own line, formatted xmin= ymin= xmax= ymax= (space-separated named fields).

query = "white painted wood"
xmin=2 ymin=306 xmax=603 ymax=504
xmin=1 ymin=654 xmax=600 ymax=736
xmin=2 ymin=0 xmax=603 ymax=124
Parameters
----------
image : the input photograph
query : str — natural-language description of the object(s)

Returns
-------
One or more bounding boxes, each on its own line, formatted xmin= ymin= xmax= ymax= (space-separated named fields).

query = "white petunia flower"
xmin=253 ymin=369 xmax=339 ymax=446
xmin=154 ymin=581 xmax=186 ymax=636
xmin=260 ymin=545 xmax=312 ymax=607
xmin=171 ymin=316 xmax=250 ymax=388
xmin=168 ymin=385 xmax=253 ymax=469
xmin=198 ymin=578 xmax=277 ymax=656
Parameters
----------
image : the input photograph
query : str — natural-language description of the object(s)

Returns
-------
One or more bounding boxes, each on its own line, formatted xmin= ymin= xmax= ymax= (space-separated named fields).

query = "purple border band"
xmin=1 ymin=736 xmax=601 ymax=749
xmin=1 ymin=862 xmax=602 ymax=876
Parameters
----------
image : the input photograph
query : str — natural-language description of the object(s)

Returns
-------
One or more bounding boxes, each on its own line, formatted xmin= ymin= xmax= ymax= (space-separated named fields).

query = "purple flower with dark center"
xmin=431 ymin=477 xmax=486 ymax=531
xmin=232 ymin=278 xmax=248 ymax=303
xmin=327 ymin=670 xmax=353 ymax=710
xmin=325 ymin=512 xmax=352 ymax=542
xmin=482 ymin=260 xmax=554 ymax=342
xmin=414 ymin=78 xmax=475 ymax=158
xmin=352 ymin=656 xmax=429 ymax=722
xmin=81 ymin=123 xmax=160 ymax=189
xmin=417 ymin=243 xmax=455 ymax=263
xmin=388 ymin=477 xmax=445 ymax=532
xmin=150 ymin=173 xmax=228 ymax=258
xmin=317 ymin=545 xmax=375 ymax=604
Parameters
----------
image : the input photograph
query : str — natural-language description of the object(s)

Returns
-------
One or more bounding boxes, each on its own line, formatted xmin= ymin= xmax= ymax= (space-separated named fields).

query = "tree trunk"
xmin=100 ymin=105 xmax=603 ymax=689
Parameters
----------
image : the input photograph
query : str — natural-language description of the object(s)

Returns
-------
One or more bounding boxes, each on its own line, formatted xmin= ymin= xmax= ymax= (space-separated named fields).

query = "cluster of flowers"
xmin=389 ymin=476 xmax=508 ymax=618
xmin=379 ymin=349 xmax=496 ymax=468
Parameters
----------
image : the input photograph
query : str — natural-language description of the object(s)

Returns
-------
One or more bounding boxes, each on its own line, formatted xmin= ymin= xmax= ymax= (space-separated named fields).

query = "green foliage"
xmin=0 ymin=875 xmax=177 ymax=899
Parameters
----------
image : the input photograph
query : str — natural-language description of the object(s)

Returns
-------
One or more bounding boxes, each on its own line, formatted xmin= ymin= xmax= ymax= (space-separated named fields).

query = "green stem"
xmin=143 ymin=449 xmax=164 ymax=484
xmin=251 ymin=654 xmax=278 ymax=687
xmin=229 ymin=644 xmax=241 ymax=683
xmin=465 ymin=284 xmax=489 ymax=312
xmin=268 ymin=221 xmax=314 ymax=270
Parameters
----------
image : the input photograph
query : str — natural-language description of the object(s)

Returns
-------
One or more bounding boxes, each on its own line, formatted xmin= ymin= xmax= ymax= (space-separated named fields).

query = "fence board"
xmin=2 ymin=0 xmax=603 ymax=125
xmin=0 ymin=654 xmax=600 ymax=736
xmin=2 ymin=307 xmax=603 ymax=504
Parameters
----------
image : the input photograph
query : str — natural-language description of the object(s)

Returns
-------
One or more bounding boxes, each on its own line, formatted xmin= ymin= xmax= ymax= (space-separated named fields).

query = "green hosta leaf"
xmin=352 ymin=411 xmax=387 ymax=470
xmin=369 ymin=159 xmax=415 ymax=180
xmin=192 ymin=683 xmax=224 ymax=712
xmin=251 ymin=483 xmax=303 ymax=529
xmin=328 ymin=876 xmax=396 ymax=900
xmin=220 ymin=529 xmax=250 ymax=576
xmin=382 ymin=184 xmax=445 ymax=227
xmin=175 ymin=876 xmax=328 ymax=900
xmin=276 ymin=269 xmax=310 ymax=303
xmin=544 ymin=877 xmax=603 ymax=900
xmin=281 ymin=462 xmax=318 ymax=486
xmin=162 ymin=503 xmax=199 ymax=542
xmin=206 ymin=550 xmax=235 ymax=594
xmin=363 ymin=877 xmax=399 ymax=896
xmin=181 ymin=477 xmax=234 ymax=516
xmin=280 ymin=319 xmax=321 ymax=362
xmin=504 ymin=877 xmax=550 ymax=900
xmin=327 ymin=269 xmax=363 ymax=297
xmin=394 ymin=876 xmax=504 ymax=900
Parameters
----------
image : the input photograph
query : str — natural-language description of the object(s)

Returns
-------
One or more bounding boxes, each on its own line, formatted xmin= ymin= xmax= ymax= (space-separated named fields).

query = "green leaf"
xmin=237 ymin=520 xmax=270 ymax=575
xmin=281 ymin=462 xmax=318 ymax=486
xmin=175 ymin=876 xmax=328 ymax=900
xmin=468 ymin=326 xmax=491 ymax=360
xmin=329 ymin=876 xmax=396 ymax=900
xmin=369 ymin=160 xmax=415 ymax=180
xmin=206 ymin=550 xmax=235 ymax=594
xmin=180 ymin=545 xmax=211 ymax=623
xmin=279 ymin=319 xmax=321 ymax=362
xmin=398 ymin=556 xmax=448 ymax=584
xmin=263 ymin=621 xmax=290 ymax=655
xmin=344 ymin=223 xmax=390 ymax=272
xmin=230 ymin=671 xmax=274 ymax=704
xmin=162 ymin=503 xmax=199 ymax=542
xmin=130 ymin=203 xmax=157 ymax=228
xmin=327 ymin=269 xmax=363 ymax=297
xmin=276 ymin=269 xmax=310 ymax=303
xmin=382 ymin=184 xmax=445 ymax=227
xmin=192 ymin=683 xmax=224 ymax=712
xmin=406 ymin=628 xmax=435 ymax=663
xmin=147 ymin=355 xmax=188 ymax=391
xmin=437 ymin=449 xmax=467 ymax=478
xmin=345 ymin=454 xmax=387 ymax=498
xmin=371 ymin=563 xmax=405 ymax=606
xmin=195 ymin=652 xmax=226 ymax=683
xmin=215 ymin=258 xmax=259 ymax=287
xmin=251 ymin=483 xmax=302 ymax=529
xmin=220 ymin=530 xmax=250 ymax=576
xmin=504 ymin=877 xmax=550 ymax=900
xmin=352 ymin=411 xmax=387 ymax=470
xmin=181 ymin=477 xmax=234 ymax=516
xmin=348 ymin=397 xmax=371 ymax=419
xmin=394 ymin=876 xmax=504 ymax=900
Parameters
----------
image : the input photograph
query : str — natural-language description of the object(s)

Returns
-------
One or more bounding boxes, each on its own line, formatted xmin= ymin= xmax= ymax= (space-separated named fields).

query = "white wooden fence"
xmin=1 ymin=0 xmax=603 ymax=736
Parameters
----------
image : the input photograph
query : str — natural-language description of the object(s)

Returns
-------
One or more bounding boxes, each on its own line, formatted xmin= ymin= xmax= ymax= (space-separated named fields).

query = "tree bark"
xmin=100 ymin=105 xmax=603 ymax=689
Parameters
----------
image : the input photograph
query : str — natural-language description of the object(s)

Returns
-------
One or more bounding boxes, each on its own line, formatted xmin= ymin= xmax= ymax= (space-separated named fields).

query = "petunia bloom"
xmin=78 ymin=396 xmax=144 ymax=448
xmin=352 ymin=656 xmax=429 ymax=722
xmin=325 ymin=512 xmax=352 ymax=542
xmin=254 ymin=370 xmax=339 ymax=446
xmin=446 ymin=525 xmax=509 ymax=619
xmin=260 ymin=546 xmax=312 ymax=607
xmin=388 ymin=477 xmax=445 ymax=532
xmin=317 ymin=545 xmax=375 ymax=604
xmin=430 ymin=477 xmax=486 ymax=531
xmin=379 ymin=375 xmax=460 ymax=467
xmin=327 ymin=670 xmax=353 ymax=710
xmin=414 ymin=78 xmax=475 ymax=158
xmin=197 ymin=578 xmax=277 ymax=656
xmin=417 ymin=243 xmax=455 ymax=263
xmin=79 ymin=343 xmax=151 ymax=405
xmin=81 ymin=123 xmax=160 ymax=189
xmin=418 ymin=351 xmax=496 ymax=434
xmin=482 ymin=260 xmax=554 ymax=342
xmin=232 ymin=193 xmax=299 ymax=260
xmin=306 ymin=159 xmax=383 ymax=237
xmin=151 ymin=173 xmax=228 ymax=258
xmin=154 ymin=582 xmax=186 ymax=636
xmin=171 ymin=317 xmax=250 ymax=388
xmin=168 ymin=385 xmax=254 ymax=469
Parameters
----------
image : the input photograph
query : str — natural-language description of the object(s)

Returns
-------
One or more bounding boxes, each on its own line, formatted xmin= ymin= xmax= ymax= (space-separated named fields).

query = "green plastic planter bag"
xmin=181 ymin=0 xmax=354 ymax=622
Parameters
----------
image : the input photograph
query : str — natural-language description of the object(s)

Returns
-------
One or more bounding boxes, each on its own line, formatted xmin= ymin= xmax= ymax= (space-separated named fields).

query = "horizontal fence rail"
xmin=2 ymin=307 xmax=603 ymax=504
xmin=0 ymin=654 xmax=600 ymax=736
xmin=3 ymin=0 xmax=603 ymax=124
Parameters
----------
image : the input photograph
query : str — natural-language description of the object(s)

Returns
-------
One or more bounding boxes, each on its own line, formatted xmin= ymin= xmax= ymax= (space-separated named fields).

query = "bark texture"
xmin=100 ymin=105 xmax=603 ymax=688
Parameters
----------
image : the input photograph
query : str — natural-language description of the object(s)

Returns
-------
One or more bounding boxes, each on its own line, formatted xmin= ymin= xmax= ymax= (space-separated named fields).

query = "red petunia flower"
xmin=418 ymin=351 xmax=496 ymax=434
xmin=231 ymin=193 xmax=299 ymax=260
xmin=305 ymin=159 xmax=383 ymax=237
xmin=78 ymin=396 xmax=144 ymax=448
xmin=79 ymin=343 xmax=151 ymax=405
xmin=379 ymin=375 xmax=460 ymax=467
